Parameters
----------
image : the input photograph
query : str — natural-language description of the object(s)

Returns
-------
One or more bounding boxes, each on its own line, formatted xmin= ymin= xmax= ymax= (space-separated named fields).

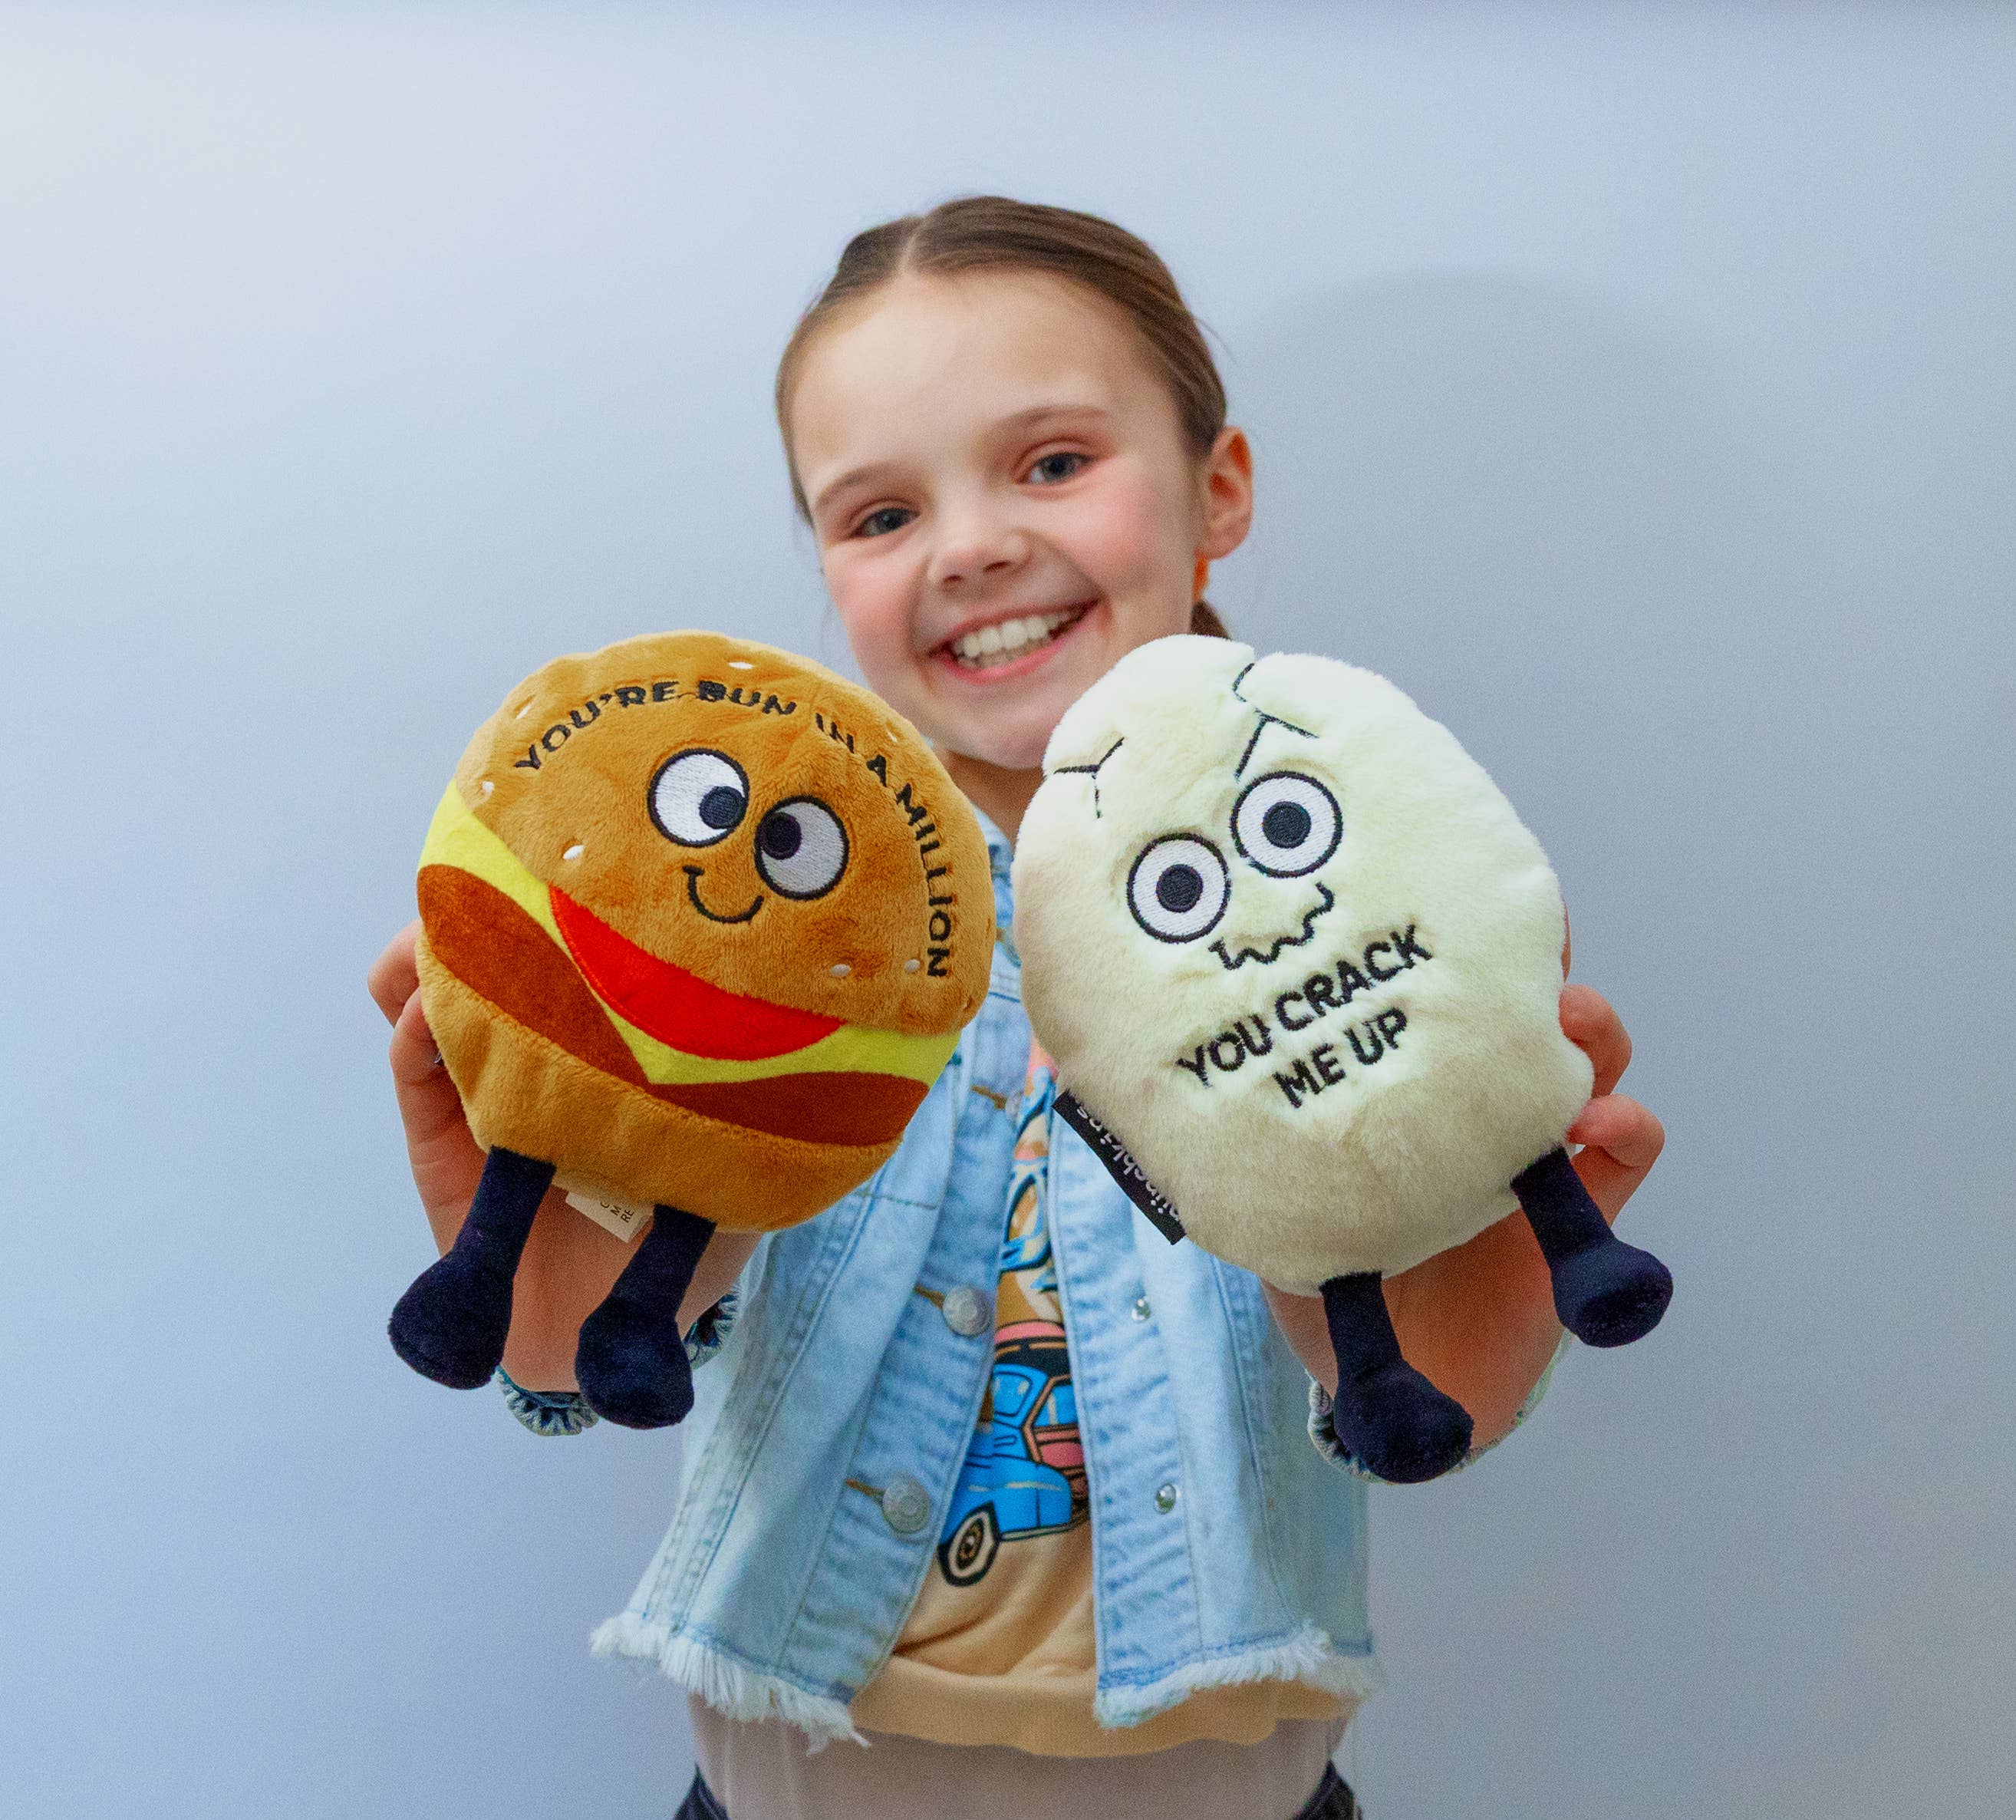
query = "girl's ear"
xmin=1197 ymin=427 xmax=1254 ymax=563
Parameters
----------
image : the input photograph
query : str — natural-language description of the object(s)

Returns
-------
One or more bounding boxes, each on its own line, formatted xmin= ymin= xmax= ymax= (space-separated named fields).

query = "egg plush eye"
xmin=650 ymin=749 xmax=749 ymax=846
xmin=1126 ymin=836 xmax=1231 ymax=942
xmin=1232 ymin=772 xmax=1340 ymax=877
xmin=754 ymin=797 xmax=849 ymax=898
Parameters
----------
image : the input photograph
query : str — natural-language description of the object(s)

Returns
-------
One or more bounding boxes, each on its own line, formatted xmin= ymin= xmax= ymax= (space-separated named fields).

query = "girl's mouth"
xmin=940 ymin=602 xmax=1092 ymax=674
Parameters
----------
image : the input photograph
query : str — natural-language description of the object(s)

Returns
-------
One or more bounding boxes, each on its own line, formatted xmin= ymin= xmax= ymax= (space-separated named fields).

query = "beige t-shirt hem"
xmin=848 ymin=1653 xmax=1350 ymax=1756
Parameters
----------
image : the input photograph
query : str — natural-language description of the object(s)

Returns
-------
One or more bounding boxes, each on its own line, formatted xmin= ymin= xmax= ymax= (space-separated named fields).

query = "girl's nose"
xmin=926 ymin=516 xmax=1030 ymax=592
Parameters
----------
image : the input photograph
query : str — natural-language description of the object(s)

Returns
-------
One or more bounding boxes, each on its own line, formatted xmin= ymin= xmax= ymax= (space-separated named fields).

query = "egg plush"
xmin=389 ymin=631 xmax=992 ymax=1429
xmin=1013 ymin=635 xmax=1672 ymax=1483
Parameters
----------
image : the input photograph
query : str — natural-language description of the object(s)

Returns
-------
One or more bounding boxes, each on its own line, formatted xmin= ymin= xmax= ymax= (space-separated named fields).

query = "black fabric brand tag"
xmin=1053 ymin=1090 xmax=1187 ymax=1245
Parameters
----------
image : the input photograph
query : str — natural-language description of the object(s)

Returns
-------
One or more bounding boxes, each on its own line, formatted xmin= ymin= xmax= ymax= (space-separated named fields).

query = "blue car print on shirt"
xmin=937 ymin=1324 xmax=1088 ymax=1587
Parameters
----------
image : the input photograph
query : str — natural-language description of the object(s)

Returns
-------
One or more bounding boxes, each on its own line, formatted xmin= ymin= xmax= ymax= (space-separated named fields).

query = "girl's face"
xmin=788 ymin=270 xmax=1251 ymax=779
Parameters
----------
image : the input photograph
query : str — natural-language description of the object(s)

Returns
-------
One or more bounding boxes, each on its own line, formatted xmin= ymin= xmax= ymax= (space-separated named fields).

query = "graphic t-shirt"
xmin=848 ymin=1042 xmax=1346 ymax=1756
xmin=913 ymin=1042 xmax=1089 ymax=1591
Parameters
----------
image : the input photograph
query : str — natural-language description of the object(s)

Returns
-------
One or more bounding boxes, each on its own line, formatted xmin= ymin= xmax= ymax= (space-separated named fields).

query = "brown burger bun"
xmin=459 ymin=631 xmax=985 ymax=1033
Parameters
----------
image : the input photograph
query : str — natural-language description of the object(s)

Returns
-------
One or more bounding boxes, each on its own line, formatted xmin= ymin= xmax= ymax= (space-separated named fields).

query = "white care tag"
xmin=563 ymin=1186 xmax=652 ymax=1244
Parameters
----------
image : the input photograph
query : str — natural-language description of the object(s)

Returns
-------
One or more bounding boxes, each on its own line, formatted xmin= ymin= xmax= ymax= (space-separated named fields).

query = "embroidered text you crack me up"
xmin=1171 ymin=922 xmax=1437 ymax=1107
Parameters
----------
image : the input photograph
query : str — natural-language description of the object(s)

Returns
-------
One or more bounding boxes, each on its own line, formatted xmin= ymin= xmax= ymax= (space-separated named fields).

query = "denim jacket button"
xmin=1132 ymin=1296 xmax=1152 ymax=1322
xmin=941 ymin=1286 xmax=992 ymax=1337
xmin=1155 ymin=1481 xmax=1179 ymax=1513
xmin=881 ymin=1475 xmax=932 ymax=1535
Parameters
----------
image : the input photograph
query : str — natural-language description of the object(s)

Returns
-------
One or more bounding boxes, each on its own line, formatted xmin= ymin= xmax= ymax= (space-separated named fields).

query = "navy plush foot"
xmin=1321 ymin=1272 xmax=1474 ymax=1484
xmin=390 ymin=1251 xmax=514 ymax=1389
xmin=575 ymin=1297 xmax=695 ymax=1429
xmin=1547 ymin=1241 xmax=1673 ymax=1348
xmin=1332 ymin=1360 xmax=1476 ymax=1484
xmin=575 ymin=1205 xmax=716 ymax=1430
xmin=389 ymin=1147 xmax=553 ymax=1390
xmin=1513 ymin=1146 xmax=1673 ymax=1348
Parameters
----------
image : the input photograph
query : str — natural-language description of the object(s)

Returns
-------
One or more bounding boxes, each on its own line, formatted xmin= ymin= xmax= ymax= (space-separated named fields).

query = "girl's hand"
xmin=1262 ymin=981 xmax=1666 ymax=1447
xmin=367 ymin=922 xmax=488 ymax=1241
xmin=369 ymin=922 xmax=759 ymax=1390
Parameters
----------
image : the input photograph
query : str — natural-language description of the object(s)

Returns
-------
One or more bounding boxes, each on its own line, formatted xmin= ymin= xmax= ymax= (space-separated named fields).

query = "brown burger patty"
xmin=420 ymin=865 xmax=647 ymax=1085
xmin=644 ymin=1073 xmax=927 ymax=1147
xmin=420 ymin=865 xmax=927 ymax=1149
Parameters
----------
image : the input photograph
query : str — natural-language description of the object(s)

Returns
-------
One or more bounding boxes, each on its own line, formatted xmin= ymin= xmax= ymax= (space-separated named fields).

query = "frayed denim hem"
xmin=1092 ymin=1623 xmax=1384 ymax=1730
xmin=591 ymin=1611 xmax=865 ymax=1749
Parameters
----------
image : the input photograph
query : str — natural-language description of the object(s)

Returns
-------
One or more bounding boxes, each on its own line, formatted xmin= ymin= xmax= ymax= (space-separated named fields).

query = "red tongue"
xmin=552 ymin=890 xmax=842 ymax=1061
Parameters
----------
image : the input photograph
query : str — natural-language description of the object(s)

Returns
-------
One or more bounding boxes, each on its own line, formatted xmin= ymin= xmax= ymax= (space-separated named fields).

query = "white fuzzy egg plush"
xmin=1014 ymin=638 xmax=1672 ymax=1482
xmin=1015 ymin=634 xmax=1591 ymax=1292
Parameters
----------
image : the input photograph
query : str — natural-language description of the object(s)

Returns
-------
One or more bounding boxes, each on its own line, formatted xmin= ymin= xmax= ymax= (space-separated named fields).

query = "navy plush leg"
xmin=1513 ymin=1146 xmax=1673 ymax=1347
xmin=575 ymin=1205 xmax=716 ymax=1430
xmin=1320 ymin=1272 xmax=1474 ymax=1484
xmin=389 ymin=1146 xmax=553 ymax=1390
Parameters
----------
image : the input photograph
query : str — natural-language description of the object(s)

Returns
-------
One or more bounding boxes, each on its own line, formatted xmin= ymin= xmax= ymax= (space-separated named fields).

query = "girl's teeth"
xmin=950 ymin=607 xmax=1086 ymax=669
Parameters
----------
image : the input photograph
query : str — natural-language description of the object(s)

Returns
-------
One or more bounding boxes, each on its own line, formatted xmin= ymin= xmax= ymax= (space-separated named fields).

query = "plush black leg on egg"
xmin=389 ymin=1146 xmax=554 ymax=1390
xmin=1513 ymin=1146 xmax=1672 ymax=1347
xmin=1319 ymin=1272 xmax=1474 ymax=1483
xmin=575 ymin=1205 xmax=717 ymax=1430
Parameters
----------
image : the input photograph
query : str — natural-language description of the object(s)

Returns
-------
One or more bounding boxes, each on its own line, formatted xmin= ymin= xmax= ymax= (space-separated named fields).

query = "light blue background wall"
xmin=3 ymin=5 xmax=2010 ymax=1816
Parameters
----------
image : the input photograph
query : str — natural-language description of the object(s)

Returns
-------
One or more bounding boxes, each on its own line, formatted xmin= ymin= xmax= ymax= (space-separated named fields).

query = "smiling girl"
xmin=369 ymin=196 xmax=1665 ymax=1820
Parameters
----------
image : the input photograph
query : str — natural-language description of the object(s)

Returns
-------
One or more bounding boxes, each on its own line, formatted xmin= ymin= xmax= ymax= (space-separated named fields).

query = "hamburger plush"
xmin=389 ymin=631 xmax=992 ymax=1429
xmin=1012 ymin=635 xmax=1672 ymax=1483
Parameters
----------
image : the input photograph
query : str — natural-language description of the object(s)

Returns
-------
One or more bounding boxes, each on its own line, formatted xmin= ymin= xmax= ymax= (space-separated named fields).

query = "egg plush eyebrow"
xmin=1052 ymin=737 xmax=1124 ymax=818
xmin=1230 ymin=662 xmax=1316 ymax=778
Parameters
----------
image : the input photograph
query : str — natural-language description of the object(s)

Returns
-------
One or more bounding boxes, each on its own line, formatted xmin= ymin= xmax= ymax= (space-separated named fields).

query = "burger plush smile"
xmin=684 ymin=866 xmax=763 ymax=925
xmin=944 ymin=602 xmax=1092 ymax=671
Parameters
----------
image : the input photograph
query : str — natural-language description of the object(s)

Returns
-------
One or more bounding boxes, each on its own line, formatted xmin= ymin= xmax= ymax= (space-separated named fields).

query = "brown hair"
xmin=775 ymin=195 xmax=1231 ymax=636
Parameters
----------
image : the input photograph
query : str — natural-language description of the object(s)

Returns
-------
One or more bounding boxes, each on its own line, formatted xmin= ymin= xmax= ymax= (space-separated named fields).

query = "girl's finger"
xmin=388 ymin=985 xmax=483 ymax=1229
xmin=1260 ymin=1281 xmax=1337 ymax=1394
xmin=1566 ymin=1093 xmax=1665 ymax=1222
xmin=389 ymin=987 xmax=473 ymax=1155
xmin=367 ymin=920 xmax=423 ymax=1026
xmin=1559 ymin=983 xmax=1632 ymax=1100
xmin=388 ymin=986 xmax=443 ymax=1087
xmin=1567 ymin=1091 xmax=1665 ymax=1171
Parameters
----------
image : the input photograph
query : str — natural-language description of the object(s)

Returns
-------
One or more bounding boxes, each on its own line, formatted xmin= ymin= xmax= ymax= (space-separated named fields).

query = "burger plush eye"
xmin=753 ymin=797 xmax=849 ymax=898
xmin=651 ymin=749 xmax=748 ymax=847
xmin=1126 ymin=836 xmax=1230 ymax=942
xmin=1232 ymin=772 xmax=1340 ymax=876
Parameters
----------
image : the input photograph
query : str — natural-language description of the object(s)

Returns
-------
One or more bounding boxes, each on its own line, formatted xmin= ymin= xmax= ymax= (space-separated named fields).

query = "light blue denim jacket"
xmin=578 ymin=815 xmax=1549 ymax=1744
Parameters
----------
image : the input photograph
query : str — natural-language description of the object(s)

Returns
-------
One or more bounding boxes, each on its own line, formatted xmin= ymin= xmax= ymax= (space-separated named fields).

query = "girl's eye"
xmin=1126 ymin=835 xmax=1230 ymax=943
xmin=1231 ymin=772 xmax=1342 ymax=876
xmin=855 ymin=506 xmax=914 ymax=539
xmin=753 ymin=797 xmax=849 ymax=898
xmin=1026 ymin=451 xmax=1087 ymax=484
xmin=650 ymin=748 xmax=749 ymax=847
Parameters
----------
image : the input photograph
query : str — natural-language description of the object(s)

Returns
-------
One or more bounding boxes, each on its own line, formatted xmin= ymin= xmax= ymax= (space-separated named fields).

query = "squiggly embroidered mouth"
xmin=1209 ymin=882 xmax=1336 ymax=971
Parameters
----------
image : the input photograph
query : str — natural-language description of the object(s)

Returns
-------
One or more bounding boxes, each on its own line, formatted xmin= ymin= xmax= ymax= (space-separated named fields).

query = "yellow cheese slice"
xmin=420 ymin=782 xmax=958 ymax=1089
